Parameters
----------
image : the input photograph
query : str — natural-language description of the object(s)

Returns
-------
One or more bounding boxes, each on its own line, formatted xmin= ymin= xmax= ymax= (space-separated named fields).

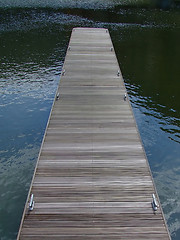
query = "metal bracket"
xmin=152 ymin=193 xmax=159 ymax=211
xmin=56 ymin=92 xmax=60 ymax=100
xmin=29 ymin=194 xmax=35 ymax=211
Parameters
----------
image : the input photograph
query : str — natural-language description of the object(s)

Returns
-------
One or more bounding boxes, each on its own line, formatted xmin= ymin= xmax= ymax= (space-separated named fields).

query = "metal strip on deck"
xmin=17 ymin=28 xmax=171 ymax=240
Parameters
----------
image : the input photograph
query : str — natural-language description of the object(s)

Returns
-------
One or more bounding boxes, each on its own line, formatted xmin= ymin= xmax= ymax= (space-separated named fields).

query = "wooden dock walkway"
xmin=17 ymin=28 xmax=171 ymax=240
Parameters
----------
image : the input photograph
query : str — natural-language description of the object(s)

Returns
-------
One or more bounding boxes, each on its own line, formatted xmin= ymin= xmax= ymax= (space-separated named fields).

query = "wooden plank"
xmin=17 ymin=28 xmax=171 ymax=240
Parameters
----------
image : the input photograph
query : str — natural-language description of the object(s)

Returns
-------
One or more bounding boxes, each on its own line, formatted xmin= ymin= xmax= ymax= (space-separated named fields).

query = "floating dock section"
xmin=17 ymin=28 xmax=171 ymax=240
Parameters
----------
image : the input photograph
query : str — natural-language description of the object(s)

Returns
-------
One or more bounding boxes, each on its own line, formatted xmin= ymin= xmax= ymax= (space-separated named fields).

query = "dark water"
xmin=0 ymin=2 xmax=180 ymax=240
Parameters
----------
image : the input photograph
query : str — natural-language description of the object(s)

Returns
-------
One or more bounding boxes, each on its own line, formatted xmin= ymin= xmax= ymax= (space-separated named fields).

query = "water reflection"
xmin=111 ymin=20 xmax=180 ymax=144
xmin=126 ymin=82 xmax=180 ymax=143
xmin=0 ymin=0 xmax=179 ymax=9
xmin=0 ymin=146 xmax=40 ymax=239
xmin=125 ymin=80 xmax=180 ymax=239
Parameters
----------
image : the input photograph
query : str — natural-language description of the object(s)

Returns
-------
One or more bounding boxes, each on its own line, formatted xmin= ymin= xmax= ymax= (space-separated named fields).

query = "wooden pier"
xmin=17 ymin=28 xmax=171 ymax=240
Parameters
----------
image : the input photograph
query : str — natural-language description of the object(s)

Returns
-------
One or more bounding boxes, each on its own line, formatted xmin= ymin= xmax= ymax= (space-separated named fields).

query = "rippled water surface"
xmin=0 ymin=3 xmax=180 ymax=240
